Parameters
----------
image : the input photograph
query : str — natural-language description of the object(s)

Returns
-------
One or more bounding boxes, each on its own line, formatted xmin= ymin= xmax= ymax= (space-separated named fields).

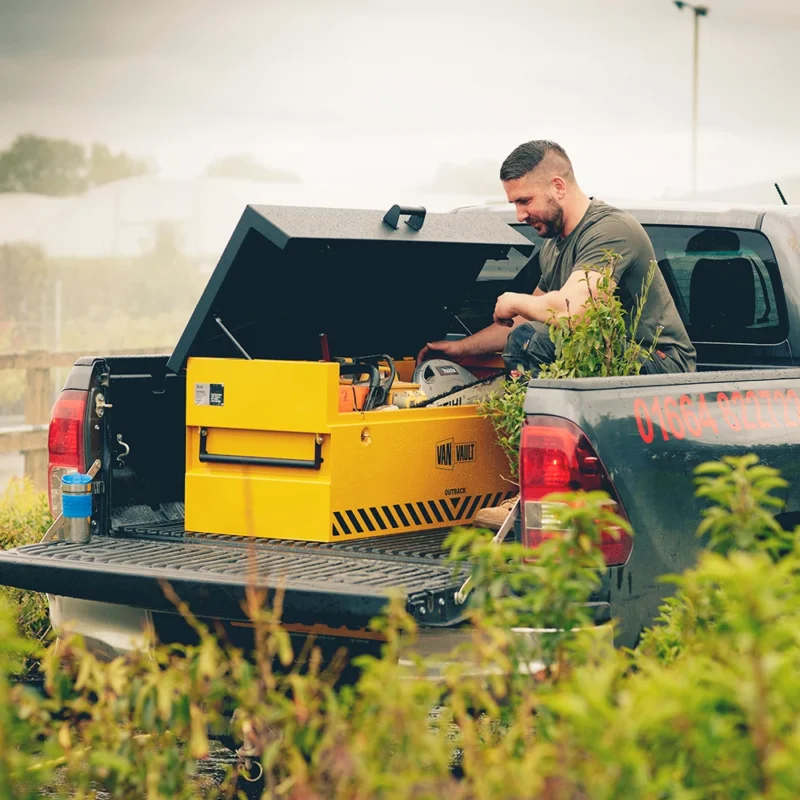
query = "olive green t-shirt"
xmin=537 ymin=199 xmax=696 ymax=372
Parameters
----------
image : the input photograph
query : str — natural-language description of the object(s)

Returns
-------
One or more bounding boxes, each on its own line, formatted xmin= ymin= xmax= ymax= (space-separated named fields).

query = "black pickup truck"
xmin=1 ymin=200 xmax=799 ymax=660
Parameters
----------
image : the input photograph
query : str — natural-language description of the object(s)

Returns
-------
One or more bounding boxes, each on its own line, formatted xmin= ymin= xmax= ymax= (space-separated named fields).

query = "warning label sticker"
xmin=194 ymin=383 xmax=225 ymax=406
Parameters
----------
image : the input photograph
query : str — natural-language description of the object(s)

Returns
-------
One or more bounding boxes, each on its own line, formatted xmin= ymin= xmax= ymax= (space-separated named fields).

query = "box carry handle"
xmin=199 ymin=428 xmax=323 ymax=470
xmin=382 ymin=204 xmax=426 ymax=231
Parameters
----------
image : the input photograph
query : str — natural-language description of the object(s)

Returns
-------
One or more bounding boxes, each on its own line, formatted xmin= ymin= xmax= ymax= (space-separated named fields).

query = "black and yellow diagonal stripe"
xmin=331 ymin=491 xmax=516 ymax=537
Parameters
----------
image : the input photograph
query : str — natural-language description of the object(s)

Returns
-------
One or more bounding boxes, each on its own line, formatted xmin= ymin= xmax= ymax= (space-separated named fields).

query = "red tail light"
xmin=520 ymin=416 xmax=632 ymax=566
xmin=47 ymin=390 xmax=88 ymax=517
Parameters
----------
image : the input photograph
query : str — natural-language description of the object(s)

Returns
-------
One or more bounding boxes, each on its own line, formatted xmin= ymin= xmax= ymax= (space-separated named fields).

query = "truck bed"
xmin=0 ymin=525 xmax=469 ymax=628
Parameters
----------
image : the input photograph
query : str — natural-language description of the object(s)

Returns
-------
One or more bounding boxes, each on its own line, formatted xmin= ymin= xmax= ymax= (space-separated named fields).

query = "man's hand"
xmin=493 ymin=293 xmax=524 ymax=326
xmin=416 ymin=338 xmax=466 ymax=365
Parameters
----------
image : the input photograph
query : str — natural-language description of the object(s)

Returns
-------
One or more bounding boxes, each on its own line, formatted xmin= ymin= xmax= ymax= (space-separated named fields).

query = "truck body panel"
xmin=523 ymin=367 xmax=800 ymax=644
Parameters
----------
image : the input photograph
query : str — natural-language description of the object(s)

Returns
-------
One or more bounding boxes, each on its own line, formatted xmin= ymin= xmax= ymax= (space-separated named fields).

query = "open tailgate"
xmin=0 ymin=527 xmax=467 ymax=628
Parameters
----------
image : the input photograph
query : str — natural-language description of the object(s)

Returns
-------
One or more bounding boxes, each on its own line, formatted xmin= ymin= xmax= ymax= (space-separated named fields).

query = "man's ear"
xmin=551 ymin=176 xmax=567 ymax=197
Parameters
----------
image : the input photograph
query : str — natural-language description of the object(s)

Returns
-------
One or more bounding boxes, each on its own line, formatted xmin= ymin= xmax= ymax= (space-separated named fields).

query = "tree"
xmin=204 ymin=153 xmax=302 ymax=183
xmin=87 ymin=143 xmax=149 ymax=187
xmin=0 ymin=134 xmax=154 ymax=196
xmin=0 ymin=135 xmax=87 ymax=196
xmin=0 ymin=242 xmax=50 ymax=323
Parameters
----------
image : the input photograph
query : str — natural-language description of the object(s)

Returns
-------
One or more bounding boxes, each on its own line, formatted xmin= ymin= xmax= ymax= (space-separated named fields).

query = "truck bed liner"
xmin=115 ymin=521 xmax=456 ymax=559
xmin=0 ymin=526 xmax=469 ymax=627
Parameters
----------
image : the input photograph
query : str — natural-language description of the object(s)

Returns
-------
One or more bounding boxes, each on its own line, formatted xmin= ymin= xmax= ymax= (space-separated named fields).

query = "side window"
xmin=645 ymin=225 xmax=787 ymax=345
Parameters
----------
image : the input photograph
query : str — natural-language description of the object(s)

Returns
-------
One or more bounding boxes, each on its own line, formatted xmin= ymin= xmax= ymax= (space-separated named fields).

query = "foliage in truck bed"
xmin=479 ymin=251 xmax=662 ymax=480
xmin=0 ymin=455 xmax=797 ymax=798
xmin=538 ymin=251 xmax=662 ymax=380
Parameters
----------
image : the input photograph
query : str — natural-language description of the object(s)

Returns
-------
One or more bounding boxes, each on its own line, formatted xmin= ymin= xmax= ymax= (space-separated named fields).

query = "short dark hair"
xmin=499 ymin=140 xmax=575 ymax=182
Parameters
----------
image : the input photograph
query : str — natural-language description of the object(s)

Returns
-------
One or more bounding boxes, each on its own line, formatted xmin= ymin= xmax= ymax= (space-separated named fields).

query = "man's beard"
xmin=529 ymin=198 xmax=564 ymax=239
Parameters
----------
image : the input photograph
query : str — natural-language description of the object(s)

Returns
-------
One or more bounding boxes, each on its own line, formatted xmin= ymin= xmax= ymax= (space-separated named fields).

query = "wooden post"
xmin=22 ymin=364 xmax=52 ymax=491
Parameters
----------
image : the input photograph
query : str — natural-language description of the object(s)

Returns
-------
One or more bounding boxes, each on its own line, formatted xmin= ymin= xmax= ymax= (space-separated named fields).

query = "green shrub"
xmin=479 ymin=252 xmax=662 ymax=479
xmin=476 ymin=371 xmax=530 ymax=480
xmin=0 ymin=599 xmax=59 ymax=800
xmin=539 ymin=252 xmax=662 ymax=379
xmin=0 ymin=479 xmax=51 ymax=650
xmin=544 ymin=462 xmax=800 ymax=799
xmin=0 ymin=455 xmax=797 ymax=798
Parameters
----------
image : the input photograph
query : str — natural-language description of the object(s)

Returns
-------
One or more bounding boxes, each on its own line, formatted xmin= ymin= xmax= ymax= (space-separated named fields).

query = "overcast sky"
xmin=1 ymin=0 xmax=798 ymax=201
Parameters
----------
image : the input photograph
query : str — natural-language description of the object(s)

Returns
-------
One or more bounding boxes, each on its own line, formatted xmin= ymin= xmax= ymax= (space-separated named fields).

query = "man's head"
xmin=500 ymin=140 xmax=577 ymax=238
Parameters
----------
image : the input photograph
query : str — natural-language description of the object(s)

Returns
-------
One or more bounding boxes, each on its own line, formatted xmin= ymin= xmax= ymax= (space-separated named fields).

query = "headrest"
xmin=689 ymin=257 xmax=755 ymax=332
xmin=687 ymin=228 xmax=741 ymax=253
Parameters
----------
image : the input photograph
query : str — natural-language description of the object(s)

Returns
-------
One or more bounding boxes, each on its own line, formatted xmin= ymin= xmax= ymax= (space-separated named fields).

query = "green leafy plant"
xmin=479 ymin=252 xmax=662 ymax=479
xmin=0 ymin=454 xmax=799 ymax=798
xmin=694 ymin=454 xmax=791 ymax=558
xmin=638 ymin=454 xmax=793 ymax=667
xmin=477 ymin=371 xmax=531 ymax=480
xmin=0 ymin=479 xmax=51 ymax=652
xmin=539 ymin=250 xmax=662 ymax=379
xmin=445 ymin=488 xmax=626 ymax=677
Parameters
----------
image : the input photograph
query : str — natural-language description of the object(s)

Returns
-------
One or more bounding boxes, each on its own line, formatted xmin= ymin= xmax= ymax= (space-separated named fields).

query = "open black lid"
xmin=167 ymin=203 xmax=533 ymax=373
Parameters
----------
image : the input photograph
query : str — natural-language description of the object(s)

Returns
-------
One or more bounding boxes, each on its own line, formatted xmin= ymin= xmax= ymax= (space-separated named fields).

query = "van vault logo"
xmin=435 ymin=439 xmax=476 ymax=470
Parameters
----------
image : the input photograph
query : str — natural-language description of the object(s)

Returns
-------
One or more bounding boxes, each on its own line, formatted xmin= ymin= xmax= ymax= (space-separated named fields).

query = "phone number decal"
xmin=633 ymin=389 xmax=800 ymax=444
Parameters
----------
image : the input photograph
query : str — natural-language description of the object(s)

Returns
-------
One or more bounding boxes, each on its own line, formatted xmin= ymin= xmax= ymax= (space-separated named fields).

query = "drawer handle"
xmin=199 ymin=428 xmax=323 ymax=470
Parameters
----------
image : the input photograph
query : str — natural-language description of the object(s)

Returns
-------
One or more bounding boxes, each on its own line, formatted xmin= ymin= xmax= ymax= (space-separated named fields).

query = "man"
xmin=418 ymin=139 xmax=696 ymax=377
xmin=419 ymin=140 xmax=696 ymax=529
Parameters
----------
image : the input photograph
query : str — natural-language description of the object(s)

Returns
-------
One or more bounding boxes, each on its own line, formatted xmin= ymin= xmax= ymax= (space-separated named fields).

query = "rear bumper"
xmin=398 ymin=602 xmax=613 ymax=680
xmin=48 ymin=594 xmax=613 ymax=677
xmin=48 ymin=595 xmax=154 ymax=661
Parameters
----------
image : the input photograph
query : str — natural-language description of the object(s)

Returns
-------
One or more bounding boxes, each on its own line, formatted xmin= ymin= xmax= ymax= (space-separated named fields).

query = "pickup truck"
xmin=1 ymin=200 xmax=799 ymax=664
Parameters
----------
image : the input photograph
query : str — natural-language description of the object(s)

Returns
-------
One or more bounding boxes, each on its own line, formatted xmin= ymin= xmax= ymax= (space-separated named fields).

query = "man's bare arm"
xmin=493 ymin=270 xmax=609 ymax=325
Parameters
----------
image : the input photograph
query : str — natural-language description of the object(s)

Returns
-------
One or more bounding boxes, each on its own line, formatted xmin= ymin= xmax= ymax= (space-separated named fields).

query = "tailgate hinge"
xmin=406 ymin=587 xmax=463 ymax=626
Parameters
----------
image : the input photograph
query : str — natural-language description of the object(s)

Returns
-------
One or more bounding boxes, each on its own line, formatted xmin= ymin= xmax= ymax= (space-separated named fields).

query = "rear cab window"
xmin=646 ymin=226 xmax=788 ymax=345
xmin=457 ymin=220 xmax=788 ymax=351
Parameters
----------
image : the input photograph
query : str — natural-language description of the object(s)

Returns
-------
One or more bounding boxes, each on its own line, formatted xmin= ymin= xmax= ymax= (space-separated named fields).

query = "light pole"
xmin=674 ymin=1 xmax=709 ymax=195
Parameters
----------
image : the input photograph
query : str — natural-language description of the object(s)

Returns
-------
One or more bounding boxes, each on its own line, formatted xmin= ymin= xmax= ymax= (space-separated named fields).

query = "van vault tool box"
xmin=167 ymin=203 xmax=534 ymax=542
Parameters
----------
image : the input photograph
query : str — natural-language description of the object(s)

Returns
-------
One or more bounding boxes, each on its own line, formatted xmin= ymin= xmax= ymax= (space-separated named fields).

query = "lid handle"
xmin=382 ymin=204 xmax=426 ymax=231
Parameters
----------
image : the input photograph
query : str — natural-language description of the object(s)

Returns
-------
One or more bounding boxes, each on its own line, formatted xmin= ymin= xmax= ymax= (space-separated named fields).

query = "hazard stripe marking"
xmin=405 ymin=504 xmax=421 ymax=526
xmin=331 ymin=491 xmax=510 ymax=536
xmin=416 ymin=502 xmax=432 ymax=525
xmin=466 ymin=494 xmax=484 ymax=519
xmin=382 ymin=505 xmax=399 ymax=528
xmin=393 ymin=504 xmax=410 ymax=527
xmin=358 ymin=508 xmax=376 ymax=532
xmin=438 ymin=499 xmax=455 ymax=522
xmin=457 ymin=495 xmax=473 ymax=518
xmin=428 ymin=501 xmax=444 ymax=523
xmin=333 ymin=511 xmax=351 ymax=535
xmin=369 ymin=507 xmax=388 ymax=531
xmin=345 ymin=510 xmax=364 ymax=534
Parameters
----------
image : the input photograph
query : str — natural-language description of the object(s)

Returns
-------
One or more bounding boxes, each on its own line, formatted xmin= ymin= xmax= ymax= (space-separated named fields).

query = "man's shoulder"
xmin=583 ymin=200 xmax=648 ymax=239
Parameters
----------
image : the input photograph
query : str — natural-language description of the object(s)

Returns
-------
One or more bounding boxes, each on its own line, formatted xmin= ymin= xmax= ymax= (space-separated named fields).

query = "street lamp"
xmin=674 ymin=1 xmax=709 ymax=195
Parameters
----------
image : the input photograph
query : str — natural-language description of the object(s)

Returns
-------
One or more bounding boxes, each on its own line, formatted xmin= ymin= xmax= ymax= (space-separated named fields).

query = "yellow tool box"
xmin=168 ymin=203 xmax=535 ymax=542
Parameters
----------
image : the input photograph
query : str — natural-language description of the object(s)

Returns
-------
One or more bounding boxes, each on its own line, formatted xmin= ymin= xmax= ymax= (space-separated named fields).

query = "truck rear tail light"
xmin=47 ymin=390 xmax=88 ymax=517
xmin=519 ymin=416 xmax=632 ymax=566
